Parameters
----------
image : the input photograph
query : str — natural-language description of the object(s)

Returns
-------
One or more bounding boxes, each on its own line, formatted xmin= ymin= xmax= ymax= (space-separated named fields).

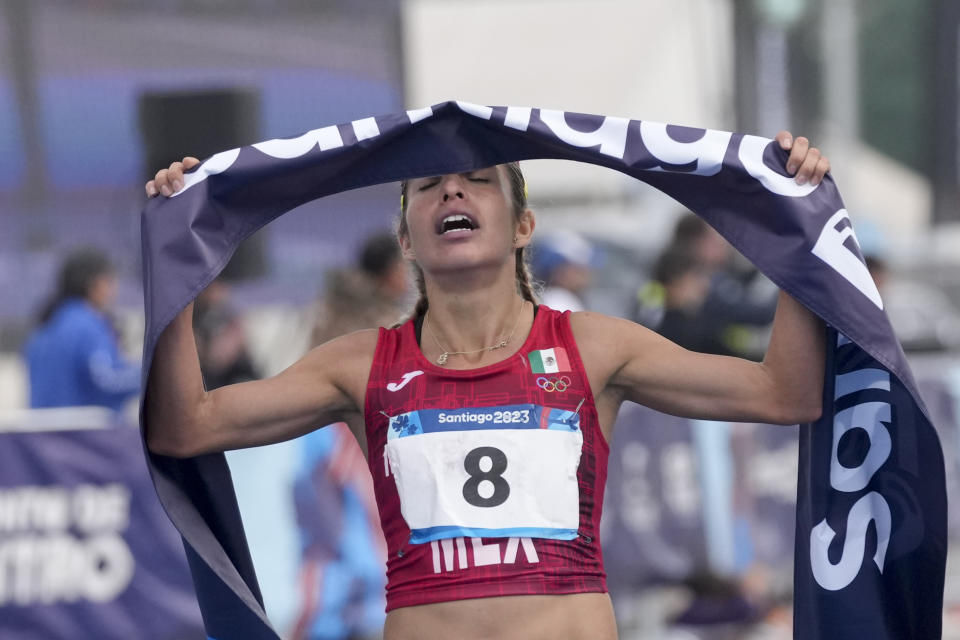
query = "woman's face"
xmin=400 ymin=165 xmax=533 ymax=276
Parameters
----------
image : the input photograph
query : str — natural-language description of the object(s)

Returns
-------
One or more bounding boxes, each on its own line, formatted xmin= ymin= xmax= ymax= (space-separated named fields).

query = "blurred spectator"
xmin=865 ymin=255 xmax=890 ymax=294
xmin=532 ymin=229 xmax=597 ymax=312
xmin=645 ymin=247 xmax=714 ymax=352
xmin=636 ymin=214 xmax=777 ymax=359
xmin=24 ymin=248 xmax=140 ymax=412
xmin=311 ymin=232 xmax=409 ymax=346
xmin=664 ymin=570 xmax=765 ymax=640
xmin=862 ymin=240 xmax=960 ymax=352
xmin=193 ymin=278 xmax=260 ymax=390
xmin=292 ymin=231 xmax=410 ymax=640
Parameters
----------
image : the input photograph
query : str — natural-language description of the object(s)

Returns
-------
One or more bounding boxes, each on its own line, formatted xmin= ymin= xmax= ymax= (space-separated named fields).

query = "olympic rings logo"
xmin=536 ymin=376 xmax=571 ymax=392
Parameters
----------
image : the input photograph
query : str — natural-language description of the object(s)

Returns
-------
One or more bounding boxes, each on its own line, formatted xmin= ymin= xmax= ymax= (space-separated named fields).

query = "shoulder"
xmin=568 ymin=310 xmax=664 ymax=371
xmin=47 ymin=303 xmax=109 ymax=344
xmin=308 ymin=327 xmax=381 ymax=365
xmin=568 ymin=310 xmax=648 ymax=343
xmin=60 ymin=302 xmax=107 ymax=331
xmin=283 ymin=328 xmax=381 ymax=409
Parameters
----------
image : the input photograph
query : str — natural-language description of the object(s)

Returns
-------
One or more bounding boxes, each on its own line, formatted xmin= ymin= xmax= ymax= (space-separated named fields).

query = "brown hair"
xmin=397 ymin=163 xmax=538 ymax=318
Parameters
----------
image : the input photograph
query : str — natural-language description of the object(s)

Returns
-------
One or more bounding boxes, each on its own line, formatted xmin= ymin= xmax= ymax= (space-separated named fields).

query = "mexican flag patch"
xmin=528 ymin=347 xmax=571 ymax=373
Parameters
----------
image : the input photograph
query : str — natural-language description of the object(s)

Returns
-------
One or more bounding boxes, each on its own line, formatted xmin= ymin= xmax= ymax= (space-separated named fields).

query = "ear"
xmin=514 ymin=208 xmax=536 ymax=249
xmin=398 ymin=232 xmax=416 ymax=260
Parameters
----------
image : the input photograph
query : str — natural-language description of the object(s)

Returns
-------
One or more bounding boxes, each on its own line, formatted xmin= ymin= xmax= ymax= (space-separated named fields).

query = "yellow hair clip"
xmin=400 ymin=193 xmax=405 ymax=210
xmin=524 ymin=183 xmax=529 ymax=201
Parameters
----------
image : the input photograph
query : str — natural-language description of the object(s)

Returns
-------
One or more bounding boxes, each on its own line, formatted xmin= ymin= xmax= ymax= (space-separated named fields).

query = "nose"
xmin=439 ymin=175 xmax=465 ymax=202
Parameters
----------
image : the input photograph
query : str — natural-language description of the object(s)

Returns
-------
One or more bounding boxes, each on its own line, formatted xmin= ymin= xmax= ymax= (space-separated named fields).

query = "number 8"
xmin=462 ymin=447 xmax=510 ymax=507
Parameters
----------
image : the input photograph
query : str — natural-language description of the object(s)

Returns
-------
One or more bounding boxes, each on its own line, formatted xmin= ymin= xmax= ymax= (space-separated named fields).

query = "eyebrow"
xmin=412 ymin=170 xmax=491 ymax=183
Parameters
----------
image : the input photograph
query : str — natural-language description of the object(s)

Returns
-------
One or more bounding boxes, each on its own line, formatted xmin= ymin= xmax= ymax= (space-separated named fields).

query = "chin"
xmin=421 ymin=251 xmax=504 ymax=276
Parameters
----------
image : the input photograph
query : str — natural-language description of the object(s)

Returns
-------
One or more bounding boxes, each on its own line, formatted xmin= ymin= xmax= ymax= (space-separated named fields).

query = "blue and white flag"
xmin=140 ymin=101 xmax=946 ymax=639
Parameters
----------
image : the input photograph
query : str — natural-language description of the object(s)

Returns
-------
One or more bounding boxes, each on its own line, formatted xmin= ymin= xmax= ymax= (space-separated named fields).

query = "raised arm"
xmin=579 ymin=290 xmax=824 ymax=426
xmin=144 ymin=159 xmax=375 ymax=458
xmin=145 ymin=301 xmax=375 ymax=458
xmin=578 ymin=131 xmax=830 ymax=428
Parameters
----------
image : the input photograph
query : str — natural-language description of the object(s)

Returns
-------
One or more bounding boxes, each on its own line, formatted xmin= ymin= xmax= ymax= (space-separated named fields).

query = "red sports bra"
xmin=363 ymin=306 xmax=609 ymax=611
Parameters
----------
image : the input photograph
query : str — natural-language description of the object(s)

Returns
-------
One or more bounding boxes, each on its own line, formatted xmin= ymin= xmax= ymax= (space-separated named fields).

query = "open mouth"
xmin=438 ymin=213 xmax=477 ymax=234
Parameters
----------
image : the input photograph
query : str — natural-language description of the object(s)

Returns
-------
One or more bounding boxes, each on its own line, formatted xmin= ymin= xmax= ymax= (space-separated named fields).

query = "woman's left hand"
xmin=776 ymin=131 xmax=831 ymax=187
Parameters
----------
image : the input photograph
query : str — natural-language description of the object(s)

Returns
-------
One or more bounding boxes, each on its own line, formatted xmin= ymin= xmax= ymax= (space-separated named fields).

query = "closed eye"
xmin=417 ymin=178 xmax=441 ymax=191
xmin=465 ymin=170 xmax=492 ymax=183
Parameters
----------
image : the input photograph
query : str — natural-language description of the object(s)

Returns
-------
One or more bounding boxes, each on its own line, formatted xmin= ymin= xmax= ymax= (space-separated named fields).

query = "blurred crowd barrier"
xmin=0 ymin=408 xmax=204 ymax=640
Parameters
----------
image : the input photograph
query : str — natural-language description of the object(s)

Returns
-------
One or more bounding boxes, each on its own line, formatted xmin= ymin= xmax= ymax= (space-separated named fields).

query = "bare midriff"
xmin=383 ymin=592 xmax=618 ymax=640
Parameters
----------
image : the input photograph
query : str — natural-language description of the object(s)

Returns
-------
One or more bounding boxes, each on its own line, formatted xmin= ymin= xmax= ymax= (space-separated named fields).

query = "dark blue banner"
xmin=0 ymin=423 xmax=203 ymax=639
xmin=601 ymin=403 xmax=708 ymax=590
xmin=140 ymin=101 xmax=946 ymax=639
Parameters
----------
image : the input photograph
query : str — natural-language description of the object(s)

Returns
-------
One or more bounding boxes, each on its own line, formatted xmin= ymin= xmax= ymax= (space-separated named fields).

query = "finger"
xmin=145 ymin=180 xmax=158 ymax=198
xmin=795 ymin=147 xmax=821 ymax=185
xmin=165 ymin=157 xmax=199 ymax=194
xmin=811 ymin=155 xmax=831 ymax=186
xmin=786 ymin=136 xmax=809 ymax=175
xmin=168 ymin=160 xmax=186 ymax=186
xmin=775 ymin=130 xmax=793 ymax=150
xmin=154 ymin=168 xmax=172 ymax=197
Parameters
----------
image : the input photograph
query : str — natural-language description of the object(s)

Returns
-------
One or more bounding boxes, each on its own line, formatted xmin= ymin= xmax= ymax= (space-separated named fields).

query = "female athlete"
xmin=144 ymin=131 xmax=830 ymax=640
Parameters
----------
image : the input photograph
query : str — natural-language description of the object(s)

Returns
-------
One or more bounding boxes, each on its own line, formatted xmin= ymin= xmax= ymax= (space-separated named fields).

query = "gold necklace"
xmin=425 ymin=299 xmax=527 ymax=365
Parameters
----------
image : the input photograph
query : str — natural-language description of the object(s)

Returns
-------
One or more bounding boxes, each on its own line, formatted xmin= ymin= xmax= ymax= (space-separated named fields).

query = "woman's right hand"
xmin=145 ymin=156 xmax=200 ymax=198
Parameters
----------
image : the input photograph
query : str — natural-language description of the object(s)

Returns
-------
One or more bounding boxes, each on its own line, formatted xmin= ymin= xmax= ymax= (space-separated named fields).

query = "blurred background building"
xmin=2 ymin=0 xmax=960 ymax=638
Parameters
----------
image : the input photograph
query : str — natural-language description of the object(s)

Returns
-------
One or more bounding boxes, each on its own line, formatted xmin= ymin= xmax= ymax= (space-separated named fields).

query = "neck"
xmin=421 ymin=264 xmax=532 ymax=367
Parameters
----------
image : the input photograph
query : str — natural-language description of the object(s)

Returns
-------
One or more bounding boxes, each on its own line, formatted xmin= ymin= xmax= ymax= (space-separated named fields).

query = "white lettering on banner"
xmin=811 ymin=209 xmax=884 ymax=310
xmin=431 ymin=536 xmax=539 ymax=573
xmin=407 ymin=107 xmax=433 ymax=124
xmin=830 ymin=402 xmax=892 ymax=493
xmin=737 ymin=135 xmax=819 ymax=197
xmin=186 ymin=111 xmax=388 ymax=193
xmin=0 ymin=534 xmax=135 ymax=605
xmin=539 ymin=110 xmax=630 ymax=159
xmin=748 ymin=443 xmax=800 ymax=503
xmin=810 ymin=492 xmax=892 ymax=591
xmin=83 ymin=535 xmax=135 ymax=602
xmin=810 ymin=361 xmax=893 ymax=591
xmin=0 ymin=487 xmax=69 ymax=532
xmin=620 ymin=442 xmax=660 ymax=532
xmin=172 ymin=147 xmax=241 ymax=197
xmin=639 ymin=122 xmax=732 ymax=176
xmin=661 ymin=443 xmax=700 ymax=517
xmin=0 ymin=484 xmax=134 ymax=605
xmin=352 ymin=117 xmax=380 ymax=141
xmin=253 ymin=125 xmax=344 ymax=159
xmin=168 ymin=104 xmax=835 ymax=203
xmin=834 ymin=368 xmax=890 ymax=399
xmin=456 ymin=101 xmax=494 ymax=120
xmin=73 ymin=484 xmax=130 ymax=532
xmin=504 ymin=106 xmax=533 ymax=131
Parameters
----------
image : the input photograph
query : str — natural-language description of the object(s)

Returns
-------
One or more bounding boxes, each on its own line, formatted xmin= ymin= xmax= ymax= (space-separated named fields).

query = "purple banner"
xmin=0 ymin=423 xmax=203 ymax=640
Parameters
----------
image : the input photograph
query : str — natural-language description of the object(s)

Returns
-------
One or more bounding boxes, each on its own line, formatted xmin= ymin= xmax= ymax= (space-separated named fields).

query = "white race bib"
xmin=384 ymin=404 xmax=583 ymax=543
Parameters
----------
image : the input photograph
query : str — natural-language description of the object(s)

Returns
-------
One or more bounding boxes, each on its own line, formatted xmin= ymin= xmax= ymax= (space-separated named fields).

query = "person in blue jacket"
xmin=25 ymin=248 xmax=141 ymax=412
